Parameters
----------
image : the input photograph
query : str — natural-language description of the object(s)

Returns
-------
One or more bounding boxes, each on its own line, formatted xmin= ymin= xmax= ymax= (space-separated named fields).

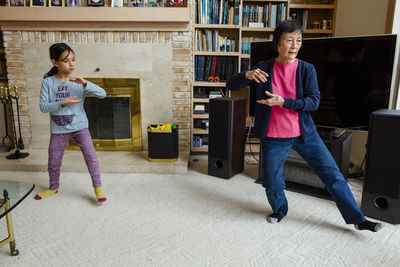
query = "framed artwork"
xmin=111 ymin=0 xmax=123 ymax=7
xmin=30 ymin=0 xmax=45 ymax=6
xmin=148 ymin=0 xmax=162 ymax=7
xmin=49 ymin=0 xmax=63 ymax=6
xmin=68 ymin=0 xmax=79 ymax=6
xmin=165 ymin=0 xmax=186 ymax=7
xmin=87 ymin=0 xmax=104 ymax=6
xmin=128 ymin=0 xmax=143 ymax=6
xmin=8 ymin=0 xmax=25 ymax=6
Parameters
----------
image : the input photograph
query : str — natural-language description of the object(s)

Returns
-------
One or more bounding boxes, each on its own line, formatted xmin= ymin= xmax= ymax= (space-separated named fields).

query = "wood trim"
xmin=289 ymin=4 xmax=335 ymax=9
xmin=386 ymin=0 xmax=396 ymax=34
xmin=195 ymin=24 xmax=240 ymax=29
xmin=0 ymin=7 xmax=190 ymax=32
xmin=194 ymin=51 xmax=240 ymax=56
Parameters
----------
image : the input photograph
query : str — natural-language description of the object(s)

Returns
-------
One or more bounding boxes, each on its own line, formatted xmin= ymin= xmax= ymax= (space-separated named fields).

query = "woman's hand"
xmin=245 ymin=68 xmax=269 ymax=83
xmin=60 ymin=96 xmax=82 ymax=106
xmin=68 ymin=75 xmax=87 ymax=87
xmin=257 ymin=91 xmax=284 ymax=106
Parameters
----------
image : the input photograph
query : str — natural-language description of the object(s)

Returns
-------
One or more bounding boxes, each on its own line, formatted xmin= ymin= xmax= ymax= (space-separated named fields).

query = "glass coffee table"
xmin=0 ymin=180 xmax=35 ymax=256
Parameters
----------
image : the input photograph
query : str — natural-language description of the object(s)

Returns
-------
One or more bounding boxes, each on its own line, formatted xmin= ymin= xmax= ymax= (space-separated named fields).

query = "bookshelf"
xmin=191 ymin=0 xmax=337 ymax=153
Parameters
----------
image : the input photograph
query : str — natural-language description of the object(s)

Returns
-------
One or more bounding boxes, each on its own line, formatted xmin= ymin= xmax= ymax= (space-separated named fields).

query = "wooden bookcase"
xmin=191 ymin=0 xmax=337 ymax=153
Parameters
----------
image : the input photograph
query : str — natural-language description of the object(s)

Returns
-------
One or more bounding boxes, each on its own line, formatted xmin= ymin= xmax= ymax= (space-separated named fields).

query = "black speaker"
xmin=258 ymin=131 xmax=352 ymax=200
xmin=208 ymin=97 xmax=246 ymax=179
xmin=361 ymin=109 xmax=400 ymax=224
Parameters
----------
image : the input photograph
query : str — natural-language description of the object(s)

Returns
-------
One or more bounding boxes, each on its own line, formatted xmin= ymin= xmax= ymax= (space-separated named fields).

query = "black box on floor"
xmin=147 ymin=125 xmax=179 ymax=162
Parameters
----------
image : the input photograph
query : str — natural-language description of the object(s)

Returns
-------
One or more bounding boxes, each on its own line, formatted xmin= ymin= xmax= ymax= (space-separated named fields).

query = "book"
xmin=209 ymin=56 xmax=217 ymax=77
xmin=204 ymin=56 xmax=212 ymax=81
xmin=197 ymin=56 xmax=206 ymax=81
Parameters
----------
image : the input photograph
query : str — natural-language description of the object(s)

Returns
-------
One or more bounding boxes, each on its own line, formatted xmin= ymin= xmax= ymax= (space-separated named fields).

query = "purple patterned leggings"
xmin=48 ymin=128 xmax=102 ymax=190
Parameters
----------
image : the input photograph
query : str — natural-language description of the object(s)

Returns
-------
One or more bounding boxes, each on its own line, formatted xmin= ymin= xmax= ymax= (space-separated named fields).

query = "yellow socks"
xmin=34 ymin=189 xmax=58 ymax=200
xmin=94 ymin=186 xmax=107 ymax=202
xmin=35 ymin=188 xmax=107 ymax=202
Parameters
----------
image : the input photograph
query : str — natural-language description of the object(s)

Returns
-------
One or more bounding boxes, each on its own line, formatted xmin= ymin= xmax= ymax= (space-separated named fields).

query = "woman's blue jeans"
xmin=260 ymin=133 xmax=366 ymax=224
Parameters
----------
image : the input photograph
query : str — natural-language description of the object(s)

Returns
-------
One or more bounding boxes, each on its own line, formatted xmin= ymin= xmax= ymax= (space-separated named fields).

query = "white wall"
xmin=393 ymin=0 xmax=400 ymax=34
xmin=336 ymin=0 xmax=389 ymax=36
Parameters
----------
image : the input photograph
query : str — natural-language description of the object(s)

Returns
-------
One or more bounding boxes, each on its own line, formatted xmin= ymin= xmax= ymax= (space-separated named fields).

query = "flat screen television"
xmin=250 ymin=34 xmax=399 ymax=130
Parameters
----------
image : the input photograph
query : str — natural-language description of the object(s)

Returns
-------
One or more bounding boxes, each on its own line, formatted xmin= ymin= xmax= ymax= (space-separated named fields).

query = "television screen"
xmin=250 ymin=34 xmax=398 ymax=130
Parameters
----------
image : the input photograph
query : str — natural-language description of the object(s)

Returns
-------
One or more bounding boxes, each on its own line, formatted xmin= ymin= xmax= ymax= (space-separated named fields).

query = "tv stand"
xmin=258 ymin=131 xmax=352 ymax=200
xmin=317 ymin=126 xmax=345 ymax=140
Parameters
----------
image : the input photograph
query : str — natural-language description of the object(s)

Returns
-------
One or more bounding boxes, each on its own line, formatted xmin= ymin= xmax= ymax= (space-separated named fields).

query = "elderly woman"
xmin=226 ymin=20 xmax=381 ymax=232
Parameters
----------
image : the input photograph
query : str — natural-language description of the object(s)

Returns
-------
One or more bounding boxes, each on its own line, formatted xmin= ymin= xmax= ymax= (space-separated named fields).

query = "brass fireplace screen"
xmin=67 ymin=78 xmax=142 ymax=151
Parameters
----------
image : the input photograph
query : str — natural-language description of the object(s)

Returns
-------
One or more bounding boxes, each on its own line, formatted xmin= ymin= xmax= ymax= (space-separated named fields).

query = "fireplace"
xmin=67 ymin=78 xmax=142 ymax=151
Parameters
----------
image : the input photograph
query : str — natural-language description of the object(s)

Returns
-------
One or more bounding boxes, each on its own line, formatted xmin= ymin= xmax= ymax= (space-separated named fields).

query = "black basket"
xmin=147 ymin=125 xmax=179 ymax=162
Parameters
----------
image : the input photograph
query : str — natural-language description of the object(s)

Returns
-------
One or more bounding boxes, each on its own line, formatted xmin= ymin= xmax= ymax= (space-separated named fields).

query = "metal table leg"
xmin=0 ymin=189 xmax=19 ymax=256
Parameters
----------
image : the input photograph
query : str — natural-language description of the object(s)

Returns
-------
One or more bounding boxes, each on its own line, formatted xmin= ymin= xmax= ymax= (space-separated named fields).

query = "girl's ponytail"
xmin=44 ymin=66 xmax=58 ymax=78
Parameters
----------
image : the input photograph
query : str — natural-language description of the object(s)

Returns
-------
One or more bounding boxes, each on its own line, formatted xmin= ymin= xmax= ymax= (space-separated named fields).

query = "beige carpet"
xmin=1 ymin=155 xmax=399 ymax=266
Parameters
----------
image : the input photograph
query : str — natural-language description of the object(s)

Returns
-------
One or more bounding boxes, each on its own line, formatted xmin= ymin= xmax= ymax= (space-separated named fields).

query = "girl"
xmin=35 ymin=43 xmax=107 ymax=203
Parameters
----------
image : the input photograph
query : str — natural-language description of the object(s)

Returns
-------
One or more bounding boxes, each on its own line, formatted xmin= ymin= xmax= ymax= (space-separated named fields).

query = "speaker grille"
xmin=209 ymin=99 xmax=232 ymax=161
xmin=365 ymin=109 xmax=400 ymax=199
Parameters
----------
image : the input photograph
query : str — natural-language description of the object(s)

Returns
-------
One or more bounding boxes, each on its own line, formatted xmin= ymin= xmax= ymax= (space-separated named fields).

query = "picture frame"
xmin=8 ymin=0 xmax=25 ymax=6
xmin=87 ymin=0 xmax=104 ymax=6
xmin=128 ymin=0 xmax=143 ymax=7
xmin=68 ymin=0 xmax=79 ymax=6
xmin=111 ymin=0 xmax=123 ymax=7
xmin=49 ymin=0 xmax=63 ymax=6
xmin=148 ymin=0 xmax=162 ymax=7
xmin=165 ymin=0 xmax=186 ymax=7
xmin=30 ymin=0 xmax=45 ymax=6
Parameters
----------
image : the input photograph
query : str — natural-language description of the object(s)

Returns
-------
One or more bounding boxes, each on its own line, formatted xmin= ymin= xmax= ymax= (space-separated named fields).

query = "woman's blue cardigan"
xmin=226 ymin=58 xmax=321 ymax=141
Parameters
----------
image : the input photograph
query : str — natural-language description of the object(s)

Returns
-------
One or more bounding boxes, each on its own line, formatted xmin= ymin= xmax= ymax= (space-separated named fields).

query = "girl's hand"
xmin=60 ymin=96 xmax=82 ymax=106
xmin=257 ymin=91 xmax=284 ymax=106
xmin=245 ymin=68 xmax=269 ymax=83
xmin=68 ymin=75 xmax=87 ymax=87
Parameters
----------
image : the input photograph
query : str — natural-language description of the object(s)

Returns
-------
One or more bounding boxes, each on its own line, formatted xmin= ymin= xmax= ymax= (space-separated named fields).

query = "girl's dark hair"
xmin=43 ymin=43 xmax=74 ymax=78
xmin=272 ymin=20 xmax=304 ymax=51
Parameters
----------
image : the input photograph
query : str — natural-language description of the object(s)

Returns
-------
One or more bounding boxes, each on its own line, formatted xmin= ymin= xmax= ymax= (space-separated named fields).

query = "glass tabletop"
xmin=0 ymin=180 xmax=35 ymax=219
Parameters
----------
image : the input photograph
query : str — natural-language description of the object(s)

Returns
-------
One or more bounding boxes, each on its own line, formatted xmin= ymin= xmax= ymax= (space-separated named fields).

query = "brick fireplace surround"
xmin=0 ymin=8 xmax=192 ymax=173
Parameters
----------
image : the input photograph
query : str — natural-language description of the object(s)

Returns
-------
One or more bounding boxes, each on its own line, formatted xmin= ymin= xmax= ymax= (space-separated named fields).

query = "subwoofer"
xmin=208 ymin=97 xmax=246 ymax=179
xmin=361 ymin=109 xmax=400 ymax=224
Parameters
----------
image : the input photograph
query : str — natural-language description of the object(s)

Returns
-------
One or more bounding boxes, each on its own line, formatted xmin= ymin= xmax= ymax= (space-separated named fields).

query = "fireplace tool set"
xmin=0 ymin=85 xmax=29 ymax=159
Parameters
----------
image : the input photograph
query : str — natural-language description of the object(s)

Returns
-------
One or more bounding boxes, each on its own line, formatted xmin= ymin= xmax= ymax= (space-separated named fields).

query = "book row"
xmin=242 ymin=3 xmax=286 ymax=28
xmin=195 ymin=0 xmax=240 ymax=25
xmin=195 ymin=56 xmax=238 ymax=82
xmin=196 ymin=29 xmax=237 ymax=52
xmin=241 ymin=36 xmax=271 ymax=54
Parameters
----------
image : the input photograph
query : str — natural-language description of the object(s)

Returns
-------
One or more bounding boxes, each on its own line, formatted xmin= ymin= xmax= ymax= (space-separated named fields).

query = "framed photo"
xmin=30 ymin=0 xmax=45 ymax=6
xmin=8 ymin=0 xmax=25 ymax=6
xmin=165 ymin=0 xmax=186 ymax=7
xmin=68 ymin=0 xmax=79 ymax=6
xmin=111 ymin=0 xmax=123 ymax=7
xmin=148 ymin=0 xmax=162 ymax=7
xmin=49 ymin=0 xmax=63 ymax=6
xmin=87 ymin=0 xmax=104 ymax=6
xmin=128 ymin=0 xmax=143 ymax=6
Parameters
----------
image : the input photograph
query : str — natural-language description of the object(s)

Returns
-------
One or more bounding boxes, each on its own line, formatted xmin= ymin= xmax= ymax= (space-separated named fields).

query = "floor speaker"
xmin=208 ymin=97 xmax=246 ymax=179
xmin=361 ymin=109 xmax=400 ymax=224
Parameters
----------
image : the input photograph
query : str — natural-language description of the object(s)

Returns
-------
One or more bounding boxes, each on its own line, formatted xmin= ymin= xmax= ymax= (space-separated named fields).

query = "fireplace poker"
xmin=13 ymin=86 xmax=25 ymax=150
xmin=6 ymin=87 xmax=29 ymax=160
xmin=1 ymin=86 xmax=13 ymax=151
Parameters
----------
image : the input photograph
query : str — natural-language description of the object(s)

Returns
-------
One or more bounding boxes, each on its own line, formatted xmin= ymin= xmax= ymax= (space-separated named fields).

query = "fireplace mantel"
xmin=0 ymin=7 xmax=190 ymax=31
